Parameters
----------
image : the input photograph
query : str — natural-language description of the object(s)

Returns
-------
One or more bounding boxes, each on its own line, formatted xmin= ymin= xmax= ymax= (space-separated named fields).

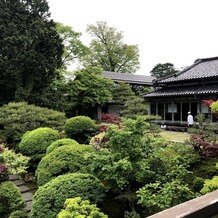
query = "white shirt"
xmin=187 ymin=114 xmax=194 ymax=125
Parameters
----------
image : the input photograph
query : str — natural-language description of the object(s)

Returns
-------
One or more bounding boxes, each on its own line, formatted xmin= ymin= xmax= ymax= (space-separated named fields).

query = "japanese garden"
xmin=0 ymin=0 xmax=217 ymax=218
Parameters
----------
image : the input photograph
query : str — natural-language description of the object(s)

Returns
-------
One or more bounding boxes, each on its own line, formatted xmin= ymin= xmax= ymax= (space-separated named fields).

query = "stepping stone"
xmin=9 ymin=174 xmax=20 ymax=181
xmin=19 ymin=185 xmax=29 ymax=193
xmin=25 ymin=201 xmax=32 ymax=212
xmin=13 ymin=180 xmax=25 ymax=186
xmin=22 ymin=192 xmax=33 ymax=202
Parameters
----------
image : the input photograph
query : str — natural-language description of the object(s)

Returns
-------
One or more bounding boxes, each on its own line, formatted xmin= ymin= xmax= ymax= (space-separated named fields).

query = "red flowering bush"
xmin=190 ymin=134 xmax=218 ymax=157
xmin=202 ymin=99 xmax=214 ymax=107
xmin=101 ymin=113 xmax=120 ymax=124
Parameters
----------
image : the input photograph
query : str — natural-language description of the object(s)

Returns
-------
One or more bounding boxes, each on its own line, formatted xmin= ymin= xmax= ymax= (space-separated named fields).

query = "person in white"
xmin=187 ymin=111 xmax=194 ymax=127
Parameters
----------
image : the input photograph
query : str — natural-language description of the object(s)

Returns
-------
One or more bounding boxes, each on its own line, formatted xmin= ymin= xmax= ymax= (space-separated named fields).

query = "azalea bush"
xmin=46 ymin=138 xmax=79 ymax=154
xmin=36 ymin=144 xmax=93 ymax=186
xmin=18 ymin=127 xmax=59 ymax=169
xmin=64 ymin=116 xmax=97 ymax=144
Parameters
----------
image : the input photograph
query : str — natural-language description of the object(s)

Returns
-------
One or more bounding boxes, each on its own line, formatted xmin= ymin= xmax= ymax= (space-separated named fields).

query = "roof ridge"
xmin=194 ymin=56 xmax=218 ymax=63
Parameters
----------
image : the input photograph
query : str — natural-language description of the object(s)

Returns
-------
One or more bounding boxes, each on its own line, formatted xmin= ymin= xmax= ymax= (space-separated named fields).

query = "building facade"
xmin=145 ymin=57 xmax=218 ymax=125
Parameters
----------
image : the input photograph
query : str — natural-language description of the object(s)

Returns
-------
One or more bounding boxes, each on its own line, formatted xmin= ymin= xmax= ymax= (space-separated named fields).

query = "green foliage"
xmin=210 ymin=100 xmax=218 ymax=112
xmin=46 ymin=138 xmax=79 ymax=154
xmin=89 ymin=132 xmax=109 ymax=150
xmin=192 ymin=177 xmax=205 ymax=192
xmin=57 ymin=197 xmax=108 ymax=218
xmin=190 ymin=158 xmax=218 ymax=179
xmin=18 ymin=127 xmax=59 ymax=168
xmin=36 ymin=144 xmax=93 ymax=186
xmin=9 ymin=210 xmax=28 ymax=218
xmin=55 ymin=22 xmax=88 ymax=70
xmin=67 ymin=67 xmax=113 ymax=115
xmin=31 ymin=173 xmax=105 ymax=218
xmin=64 ymin=116 xmax=97 ymax=144
xmin=0 ymin=0 xmax=63 ymax=103
xmin=0 ymin=181 xmax=25 ymax=218
xmin=150 ymin=63 xmax=178 ymax=79
xmin=0 ymin=102 xmax=66 ymax=146
xmin=121 ymin=97 xmax=148 ymax=118
xmin=137 ymin=180 xmax=195 ymax=214
xmin=200 ymin=176 xmax=218 ymax=194
xmin=111 ymin=82 xmax=135 ymax=105
xmin=83 ymin=21 xmax=140 ymax=73
xmin=0 ymin=147 xmax=30 ymax=175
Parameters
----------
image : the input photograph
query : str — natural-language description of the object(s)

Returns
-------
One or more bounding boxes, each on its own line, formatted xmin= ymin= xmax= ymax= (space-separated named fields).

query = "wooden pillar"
xmin=148 ymin=103 xmax=151 ymax=115
xmin=163 ymin=102 xmax=166 ymax=121
xmin=156 ymin=102 xmax=158 ymax=116
xmin=172 ymin=103 xmax=174 ymax=122
xmin=180 ymin=102 xmax=183 ymax=123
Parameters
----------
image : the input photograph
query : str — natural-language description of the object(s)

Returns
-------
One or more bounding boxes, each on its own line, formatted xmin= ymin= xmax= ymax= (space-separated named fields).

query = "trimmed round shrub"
xmin=0 ymin=181 xmax=25 ymax=217
xmin=0 ymin=102 xmax=66 ymax=147
xmin=31 ymin=173 xmax=105 ymax=218
xmin=18 ymin=127 xmax=59 ymax=168
xmin=57 ymin=197 xmax=108 ymax=218
xmin=64 ymin=116 xmax=97 ymax=144
xmin=36 ymin=144 xmax=93 ymax=186
xmin=46 ymin=138 xmax=79 ymax=154
xmin=9 ymin=210 xmax=28 ymax=218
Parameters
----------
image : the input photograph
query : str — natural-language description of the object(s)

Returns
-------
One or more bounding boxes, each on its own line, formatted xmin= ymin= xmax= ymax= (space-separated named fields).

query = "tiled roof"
xmin=103 ymin=71 xmax=155 ymax=85
xmin=159 ymin=57 xmax=218 ymax=83
xmin=145 ymin=84 xmax=218 ymax=97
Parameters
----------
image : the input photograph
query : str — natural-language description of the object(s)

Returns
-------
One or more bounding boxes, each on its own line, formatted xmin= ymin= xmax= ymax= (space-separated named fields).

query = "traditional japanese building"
xmin=145 ymin=57 xmax=218 ymax=125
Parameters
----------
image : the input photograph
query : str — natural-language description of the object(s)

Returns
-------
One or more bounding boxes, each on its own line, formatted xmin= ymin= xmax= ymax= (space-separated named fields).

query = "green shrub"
xmin=31 ymin=173 xmax=105 ymax=218
xmin=0 ymin=181 xmax=25 ymax=217
xmin=201 ymin=176 xmax=218 ymax=194
xmin=46 ymin=138 xmax=78 ymax=154
xmin=0 ymin=146 xmax=30 ymax=175
xmin=192 ymin=177 xmax=205 ymax=192
xmin=36 ymin=144 xmax=93 ymax=186
xmin=57 ymin=197 xmax=108 ymax=218
xmin=9 ymin=210 xmax=28 ymax=218
xmin=64 ymin=116 xmax=97 ymax=144
xmin=18 ymin=127 xmax=59 ymax=168
xmin=0 ymin=102 xmax=66 ymax=147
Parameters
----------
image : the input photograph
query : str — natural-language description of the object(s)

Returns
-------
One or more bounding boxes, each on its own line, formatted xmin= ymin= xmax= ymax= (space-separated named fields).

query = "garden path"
xmin=9 ymin=175 xmax=33 ymax=212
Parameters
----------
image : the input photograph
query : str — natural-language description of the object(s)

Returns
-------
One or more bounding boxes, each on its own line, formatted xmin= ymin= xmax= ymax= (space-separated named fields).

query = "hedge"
xmin=18 ymin=127 xmax=59 ymax=168
xmin=0 ymin=181 xmax=25 ymax=217
xmin=31 ymin=173 xmax=105 ymax=218
xmin=0 ymin=102 xmax=66 ymax=146
xmin=64 ymin=116 xmax=97 ymax=144
xmin=36 ymin=144 xmax=93 ymax=186
xmin=46 ymin=138 xmax=79 ymax=154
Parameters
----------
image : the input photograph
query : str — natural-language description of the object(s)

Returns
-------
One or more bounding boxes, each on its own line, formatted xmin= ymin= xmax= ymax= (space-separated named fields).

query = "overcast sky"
xmin=48 ymin=0 xmax=218 ymax=75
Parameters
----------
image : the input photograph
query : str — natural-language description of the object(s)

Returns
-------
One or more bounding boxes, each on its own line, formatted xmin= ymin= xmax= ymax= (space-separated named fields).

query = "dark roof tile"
xmin=145 ymin=84 xmax=218 ymax=97
xmin=159 ymin=57 xmax=218 ymax=83
xmin=103 ymin=71 xmax=155 ymax=85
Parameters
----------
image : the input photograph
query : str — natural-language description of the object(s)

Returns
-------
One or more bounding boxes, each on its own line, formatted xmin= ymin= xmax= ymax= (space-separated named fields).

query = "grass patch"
xmin=160 ymin=131 xmax=190 ymax=142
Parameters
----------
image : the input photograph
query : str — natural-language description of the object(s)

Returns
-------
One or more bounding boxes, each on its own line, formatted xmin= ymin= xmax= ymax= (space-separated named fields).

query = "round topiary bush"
xmin=0 ymin=181 xmax=25 ymax=218
xmin=18 ymin=127 xmax=59 ymax=168
xmin=57 ymin=197 xmax=108 ymax=218
xmin=46 ymin=138 xmax=79 ymax=154
xmin=31 ymin=173 xmax=106 ymax=218
xmin=64 ymin=116 xmax=97 ymax=144
xmin=36 ymin=144 xmax=94 ymax=186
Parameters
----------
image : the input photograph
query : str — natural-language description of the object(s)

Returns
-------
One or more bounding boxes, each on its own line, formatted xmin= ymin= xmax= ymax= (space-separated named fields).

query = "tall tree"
xmin=150 ymin=63 xmax=178 ymax=79
xmin=0 ymin=0 xmax=63 ymax=104
xmin=82 ymin=21 xmax=140 ymax=73
xmin=55 ymin=22 xmax=88 ymax=71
